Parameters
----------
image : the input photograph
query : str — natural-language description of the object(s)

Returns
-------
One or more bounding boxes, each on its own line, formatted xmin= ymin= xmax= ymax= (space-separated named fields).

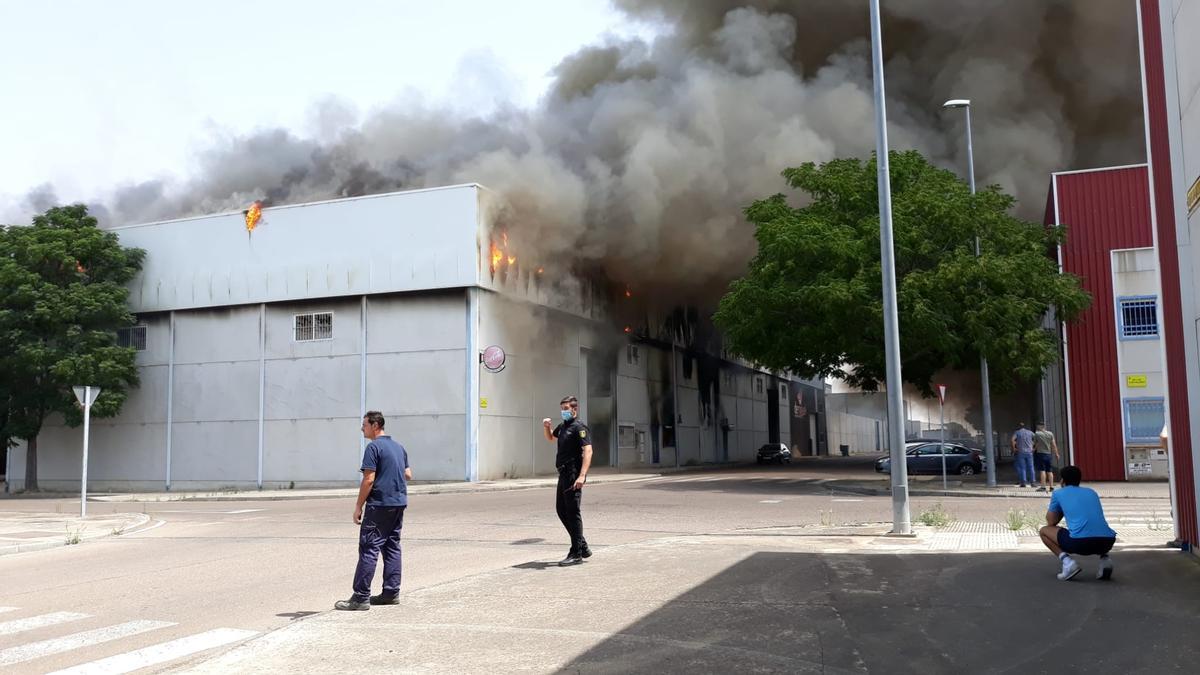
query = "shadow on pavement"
xmin=512 ymin=561 xmax=560 ymax=570
xmin=558 ymin=549 xmax=1200 ymax=674
xmin=275 ymin=611 xmax=321 ymax=621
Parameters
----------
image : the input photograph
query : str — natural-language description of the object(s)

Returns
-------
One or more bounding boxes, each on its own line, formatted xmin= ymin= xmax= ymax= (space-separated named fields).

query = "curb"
xmin=826 ymin=483 xmax=1169 ymax=500
xmin=0 ymin=512 xmax=150 ymax=557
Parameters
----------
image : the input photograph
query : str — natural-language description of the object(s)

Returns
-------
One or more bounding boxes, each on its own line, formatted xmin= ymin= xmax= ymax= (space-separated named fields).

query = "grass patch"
xmin=917 ymin=503 xmax=953 ymax=528
xmin=1004 ymin=508 xmax=1042 ymax=531
xmin=64 ymin=525 xmax=83 ymax=545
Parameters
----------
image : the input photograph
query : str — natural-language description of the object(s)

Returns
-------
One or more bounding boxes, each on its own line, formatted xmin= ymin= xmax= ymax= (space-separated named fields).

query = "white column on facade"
xmin=256 ymin=304 xmax=266 ymax=489
xmin=465 ymin=288 xmax=480 ymax=482
xmin=360 ymin=296 xmax=368 ymax=463
xmin=165 ymin=311 xmax=175 ymax=490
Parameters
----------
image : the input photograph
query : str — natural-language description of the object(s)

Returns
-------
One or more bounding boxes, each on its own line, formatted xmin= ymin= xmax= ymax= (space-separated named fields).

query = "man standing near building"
xmin=542 ymin=395 xmax=594 ymax=566
xmin=1038 ymin=465 xmax=1117 ymax=581
xmin=1034 ymin=421 xmax=1059 ymax=492
xmin=1011 ymin=422 xmax=1036 ymax=488
xmin=335 ymin=411 xmax=412 ymax=611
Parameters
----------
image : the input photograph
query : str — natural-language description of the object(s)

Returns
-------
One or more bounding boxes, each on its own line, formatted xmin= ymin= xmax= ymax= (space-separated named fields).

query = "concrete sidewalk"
xmin=171 ymin=524 xmax=1200 ymax=674
xmin=826 ymin=476 xmax=1170 ymax=500
xmin=0 ymin=511 xmax=149 ymax=556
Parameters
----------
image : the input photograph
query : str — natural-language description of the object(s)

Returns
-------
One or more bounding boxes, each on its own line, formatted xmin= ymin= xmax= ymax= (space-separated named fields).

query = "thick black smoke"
xmin=9 ymin=1 xmax=1143 ymax=305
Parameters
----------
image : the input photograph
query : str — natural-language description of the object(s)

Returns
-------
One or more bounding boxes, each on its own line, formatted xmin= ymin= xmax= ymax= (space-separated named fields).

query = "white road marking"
xmin=0 ymin=620 xmax=174 ymax=667
xmin=124 ymin=520 xmax=167 ymax=537
xmin=47 ymin=627 xmax=258 ymax=675
xmin=0 ymin=612 xmax=90 ymax=636
xmin=759 ymin=500 xmax=783 ymax=504
xmin=832 ymin=498 xmax=863 ymax=502
xmin=0 ymin=607 xmax=18 ymax=615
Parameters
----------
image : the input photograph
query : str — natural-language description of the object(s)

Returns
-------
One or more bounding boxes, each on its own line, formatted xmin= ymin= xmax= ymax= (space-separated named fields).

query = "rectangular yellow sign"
xmin=1188 ymin=175 xmax=1200 ymax=213
xmin=1126 ymin=375 xmax=1148 ymax=388
xmin=480 ymin=398 xmax=489 ymax=409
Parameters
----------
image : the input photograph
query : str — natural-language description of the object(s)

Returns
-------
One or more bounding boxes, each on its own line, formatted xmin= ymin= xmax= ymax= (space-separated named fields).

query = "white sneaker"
xmin=1097 ymin=555 xmax=1114 ymax=580
xmin=1057 ymin=556 xmax=1081 ymax=581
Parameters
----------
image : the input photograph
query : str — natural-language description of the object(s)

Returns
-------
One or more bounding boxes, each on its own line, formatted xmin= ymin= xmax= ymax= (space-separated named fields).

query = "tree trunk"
xmin=24 ymin=435 xmax=38 ymax=492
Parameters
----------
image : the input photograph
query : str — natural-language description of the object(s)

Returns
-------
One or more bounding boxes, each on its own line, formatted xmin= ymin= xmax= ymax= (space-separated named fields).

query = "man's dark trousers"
xmin=353 ymin=505 xmax=405 ymax=602
xmin=556 ymin=465 xmax=585 ymax=553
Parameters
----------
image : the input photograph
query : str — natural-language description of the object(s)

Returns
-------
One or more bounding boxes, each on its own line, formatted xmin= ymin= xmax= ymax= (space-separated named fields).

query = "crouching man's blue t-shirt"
xmin=1049 ymin=486 xmax=1116 ymax=539
xmin=361 ymin=436 xmax=409 ymax=507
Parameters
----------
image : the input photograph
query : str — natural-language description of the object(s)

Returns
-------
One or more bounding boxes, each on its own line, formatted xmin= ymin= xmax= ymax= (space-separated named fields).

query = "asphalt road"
xmin=0 ymin=464 xmax=1179 ymax=673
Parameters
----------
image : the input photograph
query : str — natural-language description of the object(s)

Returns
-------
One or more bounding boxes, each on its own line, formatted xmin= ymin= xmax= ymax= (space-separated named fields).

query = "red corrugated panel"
xmin=1052 ymin=166 xmax=1152 ymax=481
xmin=1141 ymin=0 xmax=1198 ymax=547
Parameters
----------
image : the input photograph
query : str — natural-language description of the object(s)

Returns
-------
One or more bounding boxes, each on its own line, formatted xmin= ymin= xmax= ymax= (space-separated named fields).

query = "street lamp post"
xmin=73 ymin=386 xmax=101 ymax=518
xmin=870 ymin=0 xmax=911 ymax=534
xmin=943 ymin=99 xmax=998 ymax=488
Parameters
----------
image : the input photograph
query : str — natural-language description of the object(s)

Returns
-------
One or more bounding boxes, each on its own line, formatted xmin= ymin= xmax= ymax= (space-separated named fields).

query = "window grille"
xmin=1124 ymin=398 xmax=1165 ymax=443
xmin=295 ymin=312 xmax=333 ymax=342
xmin=116 ymin=325 xmax=148 ymax=351
xmin=1118 ymin=297 xmax=1158 ymax=339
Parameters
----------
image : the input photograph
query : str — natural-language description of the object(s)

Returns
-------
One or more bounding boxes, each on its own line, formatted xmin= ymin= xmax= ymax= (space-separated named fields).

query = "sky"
xmin=0 ymin=0 xmax=651 ymax=215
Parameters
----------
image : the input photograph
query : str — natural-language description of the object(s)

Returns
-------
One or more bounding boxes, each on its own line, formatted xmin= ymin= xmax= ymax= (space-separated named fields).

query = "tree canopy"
xmin=0 ymin=205 xmax=145 ymax=490
xmin=714 ymin=150 xmax=1090 ymax=394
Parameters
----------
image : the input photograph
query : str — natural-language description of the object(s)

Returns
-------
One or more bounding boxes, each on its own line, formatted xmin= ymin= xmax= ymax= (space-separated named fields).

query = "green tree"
xmin=0 ymin=205 xmax=145 ymax=491
xmin=714 ymin=150 xmax=1090 ymax=395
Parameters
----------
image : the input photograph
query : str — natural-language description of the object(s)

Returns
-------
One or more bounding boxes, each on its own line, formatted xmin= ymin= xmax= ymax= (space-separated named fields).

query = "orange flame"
xmin=244 ymin=200 xmax=263 ymax=232
xmin=536 ymin=267 xmax=544 ymax=275
xmin=490 ymin=243 xmax=503 ymax=273
xmin=624 ymin=287 xmax=633 ymax=298
xmin=623 ymin=326 xmax=632 ymax=334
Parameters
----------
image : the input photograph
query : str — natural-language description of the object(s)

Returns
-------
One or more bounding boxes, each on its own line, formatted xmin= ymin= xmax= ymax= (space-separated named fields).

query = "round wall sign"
xmin=482 ymin=345 xmax=507 ymax=373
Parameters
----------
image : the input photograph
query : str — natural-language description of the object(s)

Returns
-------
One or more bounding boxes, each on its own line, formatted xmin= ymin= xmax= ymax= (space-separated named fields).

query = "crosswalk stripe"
xmin=0 ymin=620 xmax=174 ymax=667
xmin=0 ymin=607 xmax=18 ymax=615
xmin=47 ymin=627 xmax=258 ymax=675
xmin=0 ymin=612 xmax=90 ymax=636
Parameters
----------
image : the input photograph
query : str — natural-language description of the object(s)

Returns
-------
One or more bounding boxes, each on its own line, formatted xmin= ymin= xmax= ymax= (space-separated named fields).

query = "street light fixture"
xmin=871 ymin=0 xmax=911 ymax=534
xmin=942 ymin=98 xmax=998 ymax=487
xmin=73 ymin=385 xmax=101 ymax=517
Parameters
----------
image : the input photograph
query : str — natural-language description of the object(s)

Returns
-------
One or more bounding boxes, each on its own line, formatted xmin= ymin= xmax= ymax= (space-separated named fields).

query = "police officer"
xmin=542 ymin=395 xmax=594 ymax=566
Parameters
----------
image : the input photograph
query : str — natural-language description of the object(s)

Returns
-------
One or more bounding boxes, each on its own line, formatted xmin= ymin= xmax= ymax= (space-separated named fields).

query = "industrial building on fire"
xmin=6 ymin=185 xmax=830 ymax=490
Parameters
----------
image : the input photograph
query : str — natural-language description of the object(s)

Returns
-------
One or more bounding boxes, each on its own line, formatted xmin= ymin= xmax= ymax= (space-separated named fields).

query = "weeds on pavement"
xmin=1004 ymin=508 xmax=1042 ymax=531
xmin=64 ymin=525 xmax=83 ymax=545
xmin=918 ymin=503 xmax=953 ymax=528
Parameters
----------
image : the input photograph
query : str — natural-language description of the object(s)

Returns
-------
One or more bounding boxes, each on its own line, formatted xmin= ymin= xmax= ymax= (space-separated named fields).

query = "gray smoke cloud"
xmin=10 ymin=0 xmax=1142 ymax=306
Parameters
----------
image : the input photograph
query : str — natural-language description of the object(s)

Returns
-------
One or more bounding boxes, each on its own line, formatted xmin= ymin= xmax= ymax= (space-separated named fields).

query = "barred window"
xmin=626 ymin=345 xmax=640 ymax=365
xmin=755 ymin=377 xmax=765 ymax=395
xmin=1118 ymin=296 xmax=1158 ymax=339
xmin=1124 ymin=398 xmax=1165 ymax=443
xmin=294 ymin=312 xmax=333 ymax=342
xmin=116 ymin=325 xmax=147 ymax=351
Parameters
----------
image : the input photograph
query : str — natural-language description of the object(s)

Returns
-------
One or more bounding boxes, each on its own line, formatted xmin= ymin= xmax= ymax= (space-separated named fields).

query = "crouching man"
xmin=1038 ymin=465 xmax=1117 ymax=581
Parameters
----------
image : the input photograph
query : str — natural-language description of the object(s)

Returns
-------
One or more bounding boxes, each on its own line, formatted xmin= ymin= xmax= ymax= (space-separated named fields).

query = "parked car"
xmin=875 ymin=442 xmax=983 ymax=476
xmin=756 ymin=443 xmax=792 ymax=465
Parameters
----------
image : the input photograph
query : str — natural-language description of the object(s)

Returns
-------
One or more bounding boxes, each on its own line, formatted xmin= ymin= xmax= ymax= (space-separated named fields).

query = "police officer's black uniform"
xmin=552 ymin=417 xmax=592 ymax=565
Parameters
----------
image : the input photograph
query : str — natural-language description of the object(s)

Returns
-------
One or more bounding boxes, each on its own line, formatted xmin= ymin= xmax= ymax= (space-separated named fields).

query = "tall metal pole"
xmin=869 ymin=0 xmax=911 ymax=534
xmin=80 ymin=386 xmax=91 ymax=518
xmin=963 ymin=107 xmax=997 ymax=487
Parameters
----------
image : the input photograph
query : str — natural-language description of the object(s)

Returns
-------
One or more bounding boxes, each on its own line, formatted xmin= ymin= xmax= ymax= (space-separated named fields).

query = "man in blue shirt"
xmin=1038 ymin=465 xmax=1117 ymax=581
xmin=1011 ymin=422 xmax=1036 ymax=488
xmin=335 ymin=411 xmax=412 ymax=611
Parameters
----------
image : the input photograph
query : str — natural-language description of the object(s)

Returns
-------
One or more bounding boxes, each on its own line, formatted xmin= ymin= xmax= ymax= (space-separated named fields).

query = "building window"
xmin=779 ymin=383 xmax=788 ymax=399
xmin=294 ymin=312 xmax=333 ymax=342
xmin=1124 ymin=398 xmax=1165 ymax=443
xmin=754 ymin=377 xmax=764 ymax=395
xmin=626 ymin=345 xmax=640 ymax=365
xmin=1117 ymin=296 xmax=1158 ymax=339
xmin=116 ymin=325 xmax=148 ymax=351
